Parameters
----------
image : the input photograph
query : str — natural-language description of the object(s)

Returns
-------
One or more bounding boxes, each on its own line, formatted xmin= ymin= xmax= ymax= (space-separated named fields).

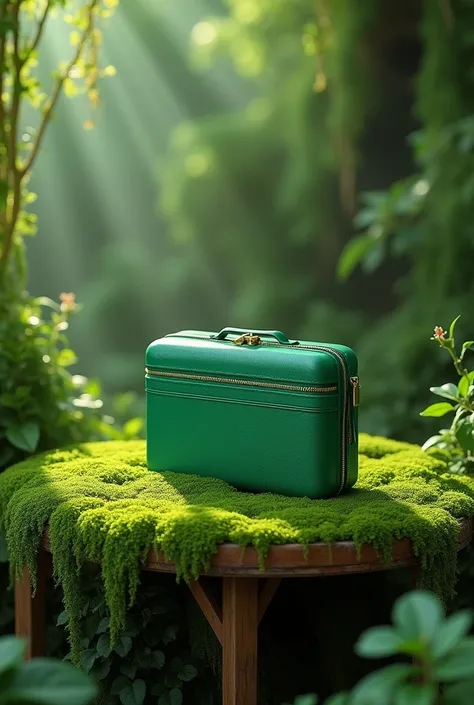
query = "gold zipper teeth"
xmin=146 ymin=368 xmax=337 ymax=394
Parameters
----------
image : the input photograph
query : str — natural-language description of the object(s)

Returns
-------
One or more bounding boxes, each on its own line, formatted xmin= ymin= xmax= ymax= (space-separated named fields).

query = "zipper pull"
xmin=350 ymin=377 xmax=360 ymax=407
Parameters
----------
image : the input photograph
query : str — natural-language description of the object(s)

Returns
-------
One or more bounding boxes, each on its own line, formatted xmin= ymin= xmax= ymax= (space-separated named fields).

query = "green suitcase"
xmin=145 ymin=327 xmax=359 ymax=498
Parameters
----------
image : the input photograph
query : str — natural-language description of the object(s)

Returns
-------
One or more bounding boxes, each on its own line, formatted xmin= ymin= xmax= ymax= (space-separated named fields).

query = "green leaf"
xmin=119 ymin=680 xmax=146 ymax=705
xmin=120 ymin=662 xmax=137 ymax=680
xmin=421 ymin=435 xmax=444 ymax=451
xmin=163 ymin=624 xmax=178 ymax=644
xmin=455 ymin=418 xmax=474 ymax=453
xmin=293 ymin=697 xmax=318 ymax=705
xmin=170 ymin=689 xmax=183 ymax=705
xmin=449 ymin=315 xmax=461 ymax=340
xmin=394 ymin=683 xmax=436 ymax=705
xmin=420 ymin=402 xmax=455 ymax=417
xmin=355 ymin=626 xmax=401 ymax=658
xmin=56 ymin=611 xmax=68 ymax=626
xmin=57 ymin=348 xmax=78 ymax=367
xmin=96 ymin=617 xmax=109 ymax=634
xmin=461 ymin=341 xmax=474 ymax=360
xmin=434 ymin=637 xmax=474 ymax=680
xmin=123 ymin=418 xmax=144 ymax=438
xmin=111 ymin=676 xmax=130 ymax=695
xmin=158 ymin=696 xmax=171 ymax=705
xmin=338 ymin=234 xmax=375 ymax=279
xmin=324 ymin=696 xmax=347 ymax=705
xmin=95 ymin=659 xmax=112 ymax=681
xmin=115 ymin=636 xmax=132 ymax=658
xmin=0 ymin=637 xmax=25 ymax=671
xmin=430 ymin=383 xmax=459 ymax=401
xmin=431 ymin=610 xmax=473 ymax=659
xmin=459 ymin=375 xmax=470 ymax=397
xmin=8 ymin=659 xmax=97 ymax=705
xmin=178 ymin=664 xmax=198 ymax=682
xmin=90 ymin=595 xmax=104 ymax=613
xmin=393 ymin=591 xmax=444 ymax=643
xmin=150 ymin=650 xmax=165 ymax=670
xmin=96 ymin=633 xmax=111 ymax=658
xmin=81 ymin=649 xmax=96 ymax=674
xmin=444 ymin=679 xmax=474 ymax=705
xmin=5 ymin=422 xmax=40 ymax=452
xmin=351 ymin=664 xmax=414 ymax=705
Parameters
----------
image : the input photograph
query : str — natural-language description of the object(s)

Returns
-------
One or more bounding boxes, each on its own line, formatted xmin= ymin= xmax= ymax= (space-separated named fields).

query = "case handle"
xmin=211 ymin=327 xmax=298 ymax=346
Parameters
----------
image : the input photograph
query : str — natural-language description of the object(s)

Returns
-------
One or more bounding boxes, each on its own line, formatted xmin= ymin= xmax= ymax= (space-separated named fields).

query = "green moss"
xmin=1 ymin=434 xmax=474 ymax=663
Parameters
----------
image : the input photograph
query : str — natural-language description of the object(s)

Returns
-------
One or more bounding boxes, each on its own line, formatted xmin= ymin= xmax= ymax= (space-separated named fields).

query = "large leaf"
xmin=394 ymin=683 xmax=436 ymax=705
xmin=114 ymin=636 xmax=132 ymax=658
xmin=81 ymin=649 xmax=96 ymax=674
xmin=0 ymin=637 xmax=25 ymax=672
xmin=429 ymin=384 xmax=459 ymax=401
xmin=96 ymin=633 xmax=111 ymax=658
xmin=119 ymin=680 xmax=146 ymax=705
xmin=420 ymin=403 xmax=454 ymax=417
xmin=431 ymin=611 xmax=473 ymax=659
xmin=392 ymin=591 xmax=443 ymax=643
xmin=5 ymin=422 xmax=40 ymax=452
xmin=434 ymin=638 xmax=474 ymax=681
xmin=351 ymin=665 xmax=413 ymax=705
xmin=8 ymin=659 xmax=97 ymax=705
xmin=355 ymin=626 xmax=401 ymax=658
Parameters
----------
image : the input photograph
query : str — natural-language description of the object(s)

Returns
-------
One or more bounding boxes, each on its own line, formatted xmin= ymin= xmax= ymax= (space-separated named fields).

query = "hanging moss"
xmin=1 ymin=433 xmax=473 ymax=663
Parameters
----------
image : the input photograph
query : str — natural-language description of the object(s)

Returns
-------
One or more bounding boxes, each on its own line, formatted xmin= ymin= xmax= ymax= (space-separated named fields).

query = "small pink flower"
xmin=60 ymin=292 xmax=76 ymax=312
xmin=433 ymin=326 xmax=446 ymax=341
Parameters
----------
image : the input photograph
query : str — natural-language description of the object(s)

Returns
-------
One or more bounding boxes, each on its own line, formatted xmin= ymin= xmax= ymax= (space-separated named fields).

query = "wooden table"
xmin=15 ymin=519 xmax=473 ymax=705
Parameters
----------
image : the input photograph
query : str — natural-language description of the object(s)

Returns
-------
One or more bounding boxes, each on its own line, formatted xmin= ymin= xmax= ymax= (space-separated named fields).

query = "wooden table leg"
xmin=222 ymin=577 xmax=259 ymax=705
xmin=15 ymin=551 xmax=49 ymax=660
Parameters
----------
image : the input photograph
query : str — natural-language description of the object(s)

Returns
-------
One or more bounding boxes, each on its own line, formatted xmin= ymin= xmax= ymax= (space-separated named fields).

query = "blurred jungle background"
xmin=24 ymin=0 xmax=474 ymax=444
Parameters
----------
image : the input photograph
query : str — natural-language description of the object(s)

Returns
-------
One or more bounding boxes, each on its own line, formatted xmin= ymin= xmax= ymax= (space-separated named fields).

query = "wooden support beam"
xmin=188 ymin=579 xmax=223 ymax=645
xmin=15 ymin=552 xmax=50 ymax=660
xmin=222 ymin=577 xmax=259 ymax=705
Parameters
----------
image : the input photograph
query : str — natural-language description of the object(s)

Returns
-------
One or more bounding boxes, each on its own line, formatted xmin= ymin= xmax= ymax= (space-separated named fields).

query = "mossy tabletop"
xmin=1 ymin=433 xmax=474 ymax=661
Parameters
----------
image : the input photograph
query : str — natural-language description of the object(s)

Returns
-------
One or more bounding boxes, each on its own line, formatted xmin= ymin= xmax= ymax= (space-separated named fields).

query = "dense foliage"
xmin=0 ymin=291 xmax=143 ymax=472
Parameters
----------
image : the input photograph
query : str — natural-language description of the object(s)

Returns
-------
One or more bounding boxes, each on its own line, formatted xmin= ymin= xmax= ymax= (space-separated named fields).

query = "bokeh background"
xmin=27 ymin=0 xmax=474 ymax=444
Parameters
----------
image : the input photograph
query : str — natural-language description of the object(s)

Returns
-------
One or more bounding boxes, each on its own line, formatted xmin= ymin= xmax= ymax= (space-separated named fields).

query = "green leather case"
xmin=145 ymin=327 xmax=359 ymax=498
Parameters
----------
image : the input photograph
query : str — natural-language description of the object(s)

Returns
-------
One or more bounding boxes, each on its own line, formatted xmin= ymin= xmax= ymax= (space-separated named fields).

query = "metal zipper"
xmin=145 ymin=368 xmax=337 ymax=394
xmin=156 ymin=332 xmax=358 ymax=495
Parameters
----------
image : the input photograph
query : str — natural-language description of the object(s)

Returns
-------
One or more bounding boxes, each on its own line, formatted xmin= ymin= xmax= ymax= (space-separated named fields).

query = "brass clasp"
xmin=232 ymin=333 xmax=261 ymax=346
